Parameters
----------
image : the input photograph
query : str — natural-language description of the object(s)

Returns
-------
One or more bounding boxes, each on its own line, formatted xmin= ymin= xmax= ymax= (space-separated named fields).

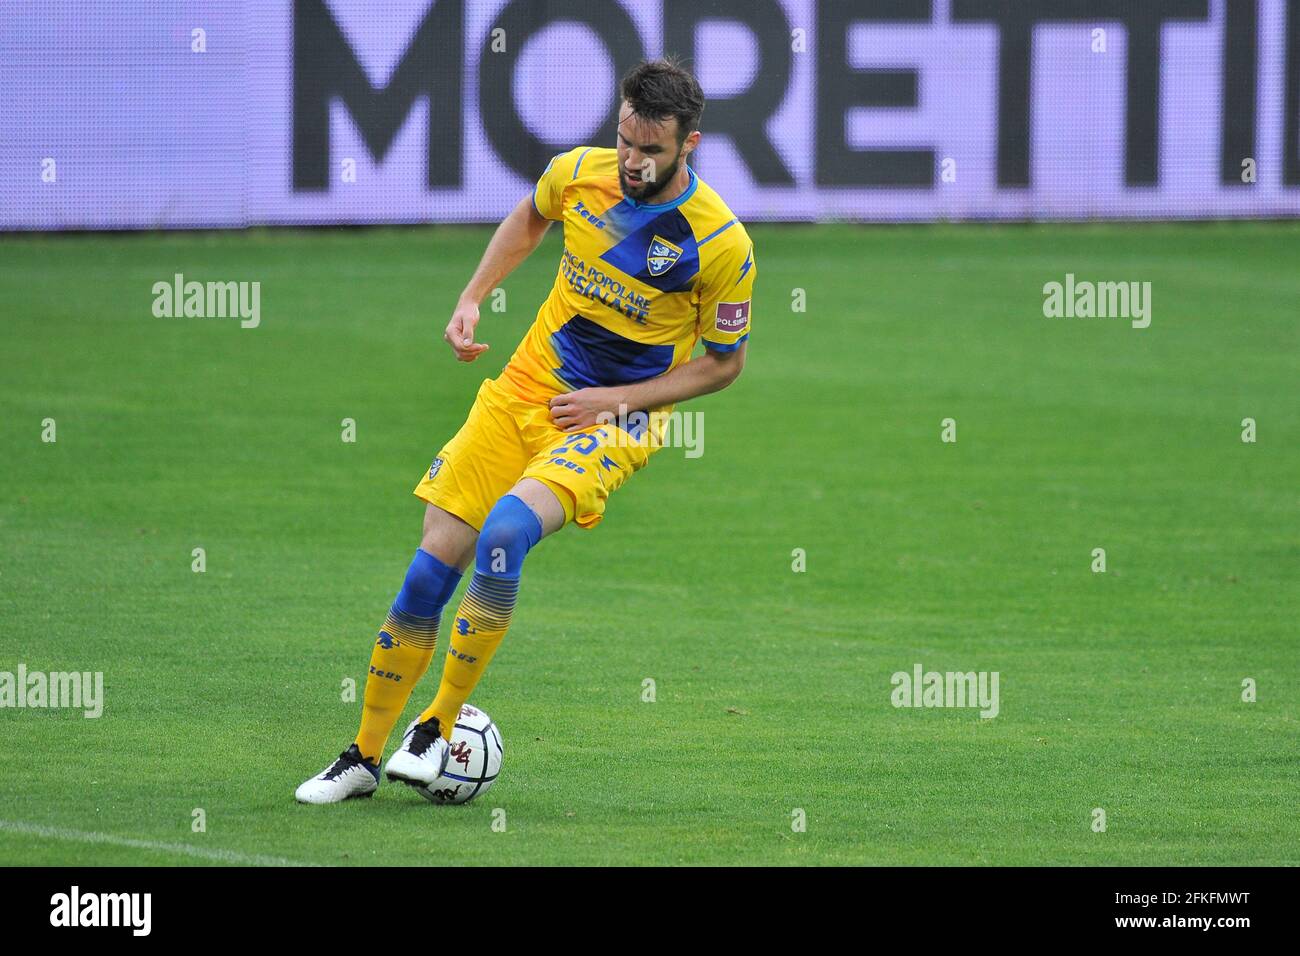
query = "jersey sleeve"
xmin=532 ymin=147 xmax=588 ymax=221
xmin=697 ymin=231 xmax=756 ymax=352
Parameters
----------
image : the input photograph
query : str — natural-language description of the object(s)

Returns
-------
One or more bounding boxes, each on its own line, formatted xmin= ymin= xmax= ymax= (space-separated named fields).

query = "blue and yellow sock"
xmin=420 ymin=495 xmax=542 ymax=738
xmin=354 ymin=548 xmax=461 ymax=761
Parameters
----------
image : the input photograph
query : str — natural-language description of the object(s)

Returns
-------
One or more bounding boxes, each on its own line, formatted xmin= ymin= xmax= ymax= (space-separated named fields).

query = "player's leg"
xmin=352 ymin=505 xmax=476 ymax=757
xmin=294 ymin=506 xmax=476 ymax=804
xmin=422 ymin=479 xmax=567 ymax=733
xmin=383 ymin=398 xmax=653 ymax=791
xmin=394 ymin=420 xmax=652 ymax=781
xmin=385 ymin=479 xmax=566 ymax=785
xmin=296 ymin=378 xmax=527 ymax=804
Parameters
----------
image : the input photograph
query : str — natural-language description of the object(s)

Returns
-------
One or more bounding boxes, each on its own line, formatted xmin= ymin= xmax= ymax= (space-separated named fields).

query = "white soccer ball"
xmin=416 ymin=703 xmax=503 ymax=805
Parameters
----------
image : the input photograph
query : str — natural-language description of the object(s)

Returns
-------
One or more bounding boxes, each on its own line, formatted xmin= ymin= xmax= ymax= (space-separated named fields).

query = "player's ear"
xmin=682 ymin=130 xmax=701 ymax=159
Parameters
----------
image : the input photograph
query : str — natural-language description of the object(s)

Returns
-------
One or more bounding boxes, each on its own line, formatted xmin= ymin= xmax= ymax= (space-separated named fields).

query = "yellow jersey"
xmin=498 ymin=146 xmax=756 ymax=405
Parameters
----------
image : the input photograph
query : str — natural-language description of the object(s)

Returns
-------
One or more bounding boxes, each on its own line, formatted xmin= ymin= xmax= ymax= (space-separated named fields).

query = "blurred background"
xmin=4 ymin=0 xmax=1299 ymax=229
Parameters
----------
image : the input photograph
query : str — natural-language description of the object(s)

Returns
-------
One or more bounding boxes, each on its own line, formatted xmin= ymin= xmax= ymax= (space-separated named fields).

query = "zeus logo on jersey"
xmin=574 ymin=201 xmax=606 ymax=229
xmin=647 ymin=236 xmax=683 ymax=276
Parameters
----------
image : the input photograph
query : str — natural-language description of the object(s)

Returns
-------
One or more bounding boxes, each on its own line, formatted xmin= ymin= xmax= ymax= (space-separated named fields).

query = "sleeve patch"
xmin=715 ymin=300 xmax=750 ymax=333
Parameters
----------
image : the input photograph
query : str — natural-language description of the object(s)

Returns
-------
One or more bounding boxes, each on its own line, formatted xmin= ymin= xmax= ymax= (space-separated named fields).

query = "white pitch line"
xmin=0 ymin=819 xmax=321 ymax=867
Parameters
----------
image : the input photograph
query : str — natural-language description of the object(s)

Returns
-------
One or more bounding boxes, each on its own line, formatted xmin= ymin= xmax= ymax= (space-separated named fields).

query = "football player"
xmin=297 ymin=58 xmax=756 ymax=803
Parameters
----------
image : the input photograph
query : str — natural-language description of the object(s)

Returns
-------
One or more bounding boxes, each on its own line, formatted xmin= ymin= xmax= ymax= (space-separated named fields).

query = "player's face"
xmin=616 ymin=101 xmax=692 ymax=202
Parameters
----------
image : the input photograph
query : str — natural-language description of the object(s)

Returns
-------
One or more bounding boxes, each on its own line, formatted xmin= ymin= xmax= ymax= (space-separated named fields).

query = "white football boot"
xmin=295 ymin=744 xmax=380 ymax=804
xmin=384 ymin=717 xmax=450 ymax=787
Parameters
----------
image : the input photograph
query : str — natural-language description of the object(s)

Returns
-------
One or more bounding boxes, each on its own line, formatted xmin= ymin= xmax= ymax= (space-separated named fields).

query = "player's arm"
xmin=445 ymin=196 xmax=551 ymax=362
xmin=550 ymin=234 xmax=756 ymax=430
xmin=548 ymin=344 xmax=746 ymax=430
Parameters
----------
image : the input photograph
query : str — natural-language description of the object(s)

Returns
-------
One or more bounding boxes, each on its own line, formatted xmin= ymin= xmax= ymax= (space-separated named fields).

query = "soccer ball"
xmin=415 ymin=704 xmax=503 ymax=805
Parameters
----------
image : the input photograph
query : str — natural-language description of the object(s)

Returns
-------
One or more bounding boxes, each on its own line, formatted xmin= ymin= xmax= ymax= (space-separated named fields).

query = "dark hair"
xmin=619 ymin=58 xmax=705 ymax=142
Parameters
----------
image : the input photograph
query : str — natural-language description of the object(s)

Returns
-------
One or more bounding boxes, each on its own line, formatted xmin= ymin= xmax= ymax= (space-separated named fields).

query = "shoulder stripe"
xmin=572 ymin=147 xmax=594 ymax=179
xmin=698 ymin=218 xmax=738 ymax=246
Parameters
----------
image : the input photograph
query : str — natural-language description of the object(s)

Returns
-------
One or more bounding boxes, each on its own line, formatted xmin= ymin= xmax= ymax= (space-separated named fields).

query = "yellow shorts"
xmin=414 ymin=377 xmax=655 ymax=531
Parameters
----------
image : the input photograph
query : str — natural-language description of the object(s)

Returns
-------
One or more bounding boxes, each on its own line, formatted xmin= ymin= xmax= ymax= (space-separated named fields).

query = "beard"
xmin=619 ymin=149 xmax=684 ymax=203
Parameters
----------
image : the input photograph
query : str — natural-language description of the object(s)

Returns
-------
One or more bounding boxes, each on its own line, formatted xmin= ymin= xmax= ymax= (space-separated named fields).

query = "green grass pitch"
xmin=1 ymin=223 xmax=1296 ymax=866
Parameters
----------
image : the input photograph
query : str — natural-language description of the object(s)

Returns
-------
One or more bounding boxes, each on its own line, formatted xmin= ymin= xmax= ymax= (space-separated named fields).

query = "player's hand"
xmin=548 ymin=387 xmax=625 ymax=432
xmin=444 ymin=299 xmax=490 ymax=362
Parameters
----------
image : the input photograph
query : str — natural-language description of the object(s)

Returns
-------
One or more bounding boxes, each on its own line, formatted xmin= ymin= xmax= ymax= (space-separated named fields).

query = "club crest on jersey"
xmin=646 ymin=236 xmax=683 ymax=276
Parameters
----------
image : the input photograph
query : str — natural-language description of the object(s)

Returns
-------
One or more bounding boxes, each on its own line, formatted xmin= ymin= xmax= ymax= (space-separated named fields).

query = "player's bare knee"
xmin=509 ymin=477 xmax=568 ymax=534
xmin=421 ymin=504 xmax=477 ymax=571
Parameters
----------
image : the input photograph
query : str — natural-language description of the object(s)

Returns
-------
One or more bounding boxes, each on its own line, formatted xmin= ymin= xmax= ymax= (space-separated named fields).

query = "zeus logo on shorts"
xmin=715 ymin=300 xmax=750 ymax=333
